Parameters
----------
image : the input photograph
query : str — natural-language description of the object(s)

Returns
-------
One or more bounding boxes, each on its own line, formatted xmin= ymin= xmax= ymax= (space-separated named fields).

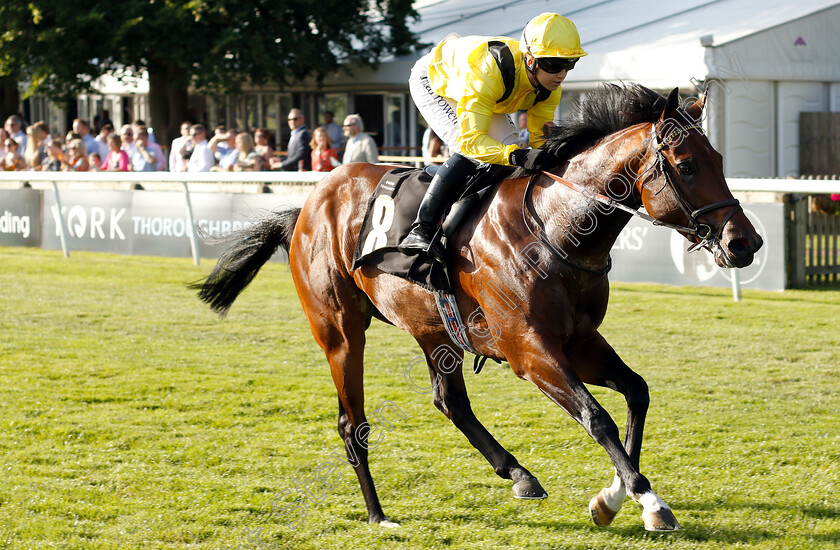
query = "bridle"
xmin=646 ymin=123 xmax=741 ymax=252
xmin=537 ymin=121 xmax=742 ymax=260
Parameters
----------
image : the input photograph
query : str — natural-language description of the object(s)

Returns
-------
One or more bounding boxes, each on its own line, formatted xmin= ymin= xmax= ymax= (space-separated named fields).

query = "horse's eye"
xmin=677 ymin=162 xmax=693 ymax=176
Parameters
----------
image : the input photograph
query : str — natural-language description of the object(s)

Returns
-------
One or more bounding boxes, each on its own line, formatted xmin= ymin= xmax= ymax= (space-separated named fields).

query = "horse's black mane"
xmin=542 ymin=83 xmax=670 ymax=163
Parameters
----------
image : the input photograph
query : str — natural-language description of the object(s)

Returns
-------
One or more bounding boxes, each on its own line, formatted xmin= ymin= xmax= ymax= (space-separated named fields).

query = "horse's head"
xmin=637 ymin=88 xmax=763 ymax=268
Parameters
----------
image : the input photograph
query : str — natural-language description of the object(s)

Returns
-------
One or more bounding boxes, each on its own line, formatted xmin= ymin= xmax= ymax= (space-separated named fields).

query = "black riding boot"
xmin=398 ymin=153 xmax=476 ymax=263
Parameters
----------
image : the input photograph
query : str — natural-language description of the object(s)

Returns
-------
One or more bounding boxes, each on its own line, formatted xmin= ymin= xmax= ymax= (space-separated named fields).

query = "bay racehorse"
xmin=193 ymin=85 xmax=762 ymax=531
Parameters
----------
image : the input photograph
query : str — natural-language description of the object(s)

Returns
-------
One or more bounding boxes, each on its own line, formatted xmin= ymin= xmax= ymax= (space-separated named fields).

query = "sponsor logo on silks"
xmin=0 ymin=210 xmax=31 ymax=238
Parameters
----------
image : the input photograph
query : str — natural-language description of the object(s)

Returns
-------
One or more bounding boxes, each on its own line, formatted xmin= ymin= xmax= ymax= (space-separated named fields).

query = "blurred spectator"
xmin=4 ymin=115 xmax=26 ymax=155
xmin=254 ymin=128 xmax=274 ymax=166
xmin=88 ymin=152 xmax=102 ymax=171
xmin=119 ymin=124 xmax=136 ymax=157
xmin=44 ymin=139 xmax=65 ymax=171
xmin=131 ymin=129 xmax=158 ymax=172
xmin=185 ymin=124 xmax=216 ymax=172
xmin=310 ymin=127 xmax=339 ymax=172
xmin=95 ymin=123 xmax=113 ymax=160
xmin=39 ymin=122 xmax=53 ymax=147
xmin=132 ymin=119 xmax=157 ymax=145
xmin=321 ymin=111 xmax=343 ymax=149
xmin=24 ymin=122 xmax=48 ymax=170
xmin=131 ymin=120 xmax=165 ymax=169
xmin=169 ymin=121 xmax=192 ymax=172
xmin=65 ymin=139 xmax=89 ymax=171
xmin=101 ymin=135 xmax=130 ymax=171
xmin=0 ymin=128 xmax=8 ymax=158
xmin=342 ymin=114 xmax=378 ymax=164
xmin=272 ymin=108 xmax=311 ymax=171
xmin=232 ymin=133 xmax=263 ymax=171
xmin=131 ymin=125 xmax=165 ymax=170
xmin=209 ymin=129 xmax=238 ymax=171
xmin=212 ymin=125 xmax=229 ymax=154
xmin=0 ymin=138 xmax=25 ymax=170
xmin=517 ymin=111 xmax=529 ymax=148
xmin=73 ymin=119 xmax=98 ymax=158
xmin=387 ymin=112 xmax=403 ymax=154
xmin=422 ymin=127 xmax=446 ymax=166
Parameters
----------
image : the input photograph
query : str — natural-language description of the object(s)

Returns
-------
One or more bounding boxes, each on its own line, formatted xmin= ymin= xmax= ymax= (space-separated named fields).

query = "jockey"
xmin=398 ymin=13 xmax=587 ymax=263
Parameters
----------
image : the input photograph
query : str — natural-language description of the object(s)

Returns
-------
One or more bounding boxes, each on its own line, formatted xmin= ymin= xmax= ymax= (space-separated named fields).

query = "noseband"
xmin=648 ymin=124 xmax=741 ymax=252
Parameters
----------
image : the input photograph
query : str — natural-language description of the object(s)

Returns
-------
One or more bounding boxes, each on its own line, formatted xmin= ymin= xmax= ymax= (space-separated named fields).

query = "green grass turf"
xmin=0 ymin=246 xmax=838 ymax=549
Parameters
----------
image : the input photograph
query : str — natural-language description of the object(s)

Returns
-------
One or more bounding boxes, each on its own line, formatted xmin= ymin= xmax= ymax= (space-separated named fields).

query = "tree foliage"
xmin=0 ymin=0 xmax=421 ymax=140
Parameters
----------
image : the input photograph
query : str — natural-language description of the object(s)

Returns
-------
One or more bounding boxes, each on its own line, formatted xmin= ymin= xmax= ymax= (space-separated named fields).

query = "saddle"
xmin=351 ymin=163 xmax=512 ymax=372
xmin=352 ymin=163 xmax=510 ymax=292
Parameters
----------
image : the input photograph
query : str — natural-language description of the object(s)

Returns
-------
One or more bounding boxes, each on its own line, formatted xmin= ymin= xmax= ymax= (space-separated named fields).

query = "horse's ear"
xmin=659 ymin=87 xmax=680 ymax=122
xmin=684 ymin=93 xmax=705 ymax=122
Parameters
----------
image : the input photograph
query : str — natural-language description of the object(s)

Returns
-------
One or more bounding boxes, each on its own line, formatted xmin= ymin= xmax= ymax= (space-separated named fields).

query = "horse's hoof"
xmin=589 ymin=492 xmax=620 ymax=527
xmin=642 ymin=507 xmax=681 ymax=532
xmin=378 ymin=519 xmax=401 ymax=529
xmin=513 ymin=477 xmax=548 ymax=499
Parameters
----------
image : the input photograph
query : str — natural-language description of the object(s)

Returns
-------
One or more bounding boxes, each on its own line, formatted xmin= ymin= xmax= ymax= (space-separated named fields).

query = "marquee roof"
xmin=409 ymin=0 xmax=840 ymax=88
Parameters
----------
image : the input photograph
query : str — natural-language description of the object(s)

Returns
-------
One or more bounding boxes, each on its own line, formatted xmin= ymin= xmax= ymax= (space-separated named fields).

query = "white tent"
xmin=408 ymin=0 xmax=840 ymax=176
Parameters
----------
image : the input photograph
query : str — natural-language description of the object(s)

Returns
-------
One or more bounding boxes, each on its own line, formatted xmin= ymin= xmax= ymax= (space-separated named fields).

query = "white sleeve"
xmin=169 ymin=140 xmax=179 ymax=171
xmin=201 ymin=147 xmax=216 ymax=171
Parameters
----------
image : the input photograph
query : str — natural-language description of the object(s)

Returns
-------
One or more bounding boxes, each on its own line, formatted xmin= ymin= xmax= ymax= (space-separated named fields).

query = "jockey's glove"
xmin=509 ymin=148 xmax=554 ymax=171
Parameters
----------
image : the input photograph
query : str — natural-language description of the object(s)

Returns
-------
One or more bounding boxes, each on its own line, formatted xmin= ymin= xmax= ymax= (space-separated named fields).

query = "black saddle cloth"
xmin=351 ymin=164 xmax=511 ymax=292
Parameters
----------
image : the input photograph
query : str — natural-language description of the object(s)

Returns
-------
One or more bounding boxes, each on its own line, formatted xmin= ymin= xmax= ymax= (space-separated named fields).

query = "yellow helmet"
xmin=520 ymin=13 xmax=588 ymax=59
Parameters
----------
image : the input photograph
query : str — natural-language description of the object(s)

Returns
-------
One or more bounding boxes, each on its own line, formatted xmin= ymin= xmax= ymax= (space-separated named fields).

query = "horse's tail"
xmin=190 ymin=207 xmax=301 ymax=317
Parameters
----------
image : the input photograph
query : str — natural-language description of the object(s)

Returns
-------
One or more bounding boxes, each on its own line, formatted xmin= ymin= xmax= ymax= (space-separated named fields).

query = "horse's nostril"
xmin=728 ymin=237 xmax=751 ymax=255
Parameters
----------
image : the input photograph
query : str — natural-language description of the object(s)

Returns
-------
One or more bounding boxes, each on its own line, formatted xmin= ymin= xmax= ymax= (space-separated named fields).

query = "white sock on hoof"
xmin=636 ymin=491 xmax=670 ymax=512
xmin=601 ymin=474 xmax=626 ymax=511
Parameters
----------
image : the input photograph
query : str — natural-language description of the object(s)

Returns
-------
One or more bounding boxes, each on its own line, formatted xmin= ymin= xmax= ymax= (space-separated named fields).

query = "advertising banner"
xmin=21 ymin=187 xmax=786 ymax=290
xmin=0 ymin=189 xmax=41 ymax=247
xmin=609 ymin=203 xmax=784 ymax=291
xmin=41 ymin=190 xmax=293 ymax=261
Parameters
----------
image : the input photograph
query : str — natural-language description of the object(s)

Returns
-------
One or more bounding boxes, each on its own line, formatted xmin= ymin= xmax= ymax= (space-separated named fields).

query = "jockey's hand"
xmin=509 ymin=148 xmax=554 ymax=171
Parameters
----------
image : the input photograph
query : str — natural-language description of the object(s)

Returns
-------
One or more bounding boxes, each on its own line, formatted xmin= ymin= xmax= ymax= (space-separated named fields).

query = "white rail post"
xmin=182 ymin=181 xmax=200 ymax=266
xmin=731 ymin=268 xmax=741 ymax=302
xmin=51 ymin=181 xmax=70 ymax=258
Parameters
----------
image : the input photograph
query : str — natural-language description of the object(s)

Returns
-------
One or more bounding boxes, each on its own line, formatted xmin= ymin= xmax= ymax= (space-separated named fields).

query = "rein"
xmin=522 ymin=174 xmax=612 ymax=275
xmin=539 ymin=170 xmax=699 ymax=235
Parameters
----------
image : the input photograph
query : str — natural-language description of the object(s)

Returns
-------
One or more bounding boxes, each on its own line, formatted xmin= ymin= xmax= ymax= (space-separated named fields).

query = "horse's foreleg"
xmin=566 ymin=332 xmax=651 ymax=527
xmin=420 ymin=339 xmax=547 ymax=499
xmin=512 ymin=341 xmax=679 ymax=531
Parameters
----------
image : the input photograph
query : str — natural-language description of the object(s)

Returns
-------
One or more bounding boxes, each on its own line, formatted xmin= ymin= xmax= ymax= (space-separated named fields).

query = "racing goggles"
xmin=535 ymin=56 xmax=578 ymax=74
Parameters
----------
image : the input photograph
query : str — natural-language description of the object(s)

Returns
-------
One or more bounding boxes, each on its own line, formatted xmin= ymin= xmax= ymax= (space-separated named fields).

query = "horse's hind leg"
xmin=329 ymin=338 xmax=398 ymax=526
xmin=418 ymin=338 xmax=547 ymax=499
xmin=566 ymin=332 xmax=652 ymax=528
xmin=335 ymin=395 xmax=397 ymax=527
xmin=295 ymin=277 xmax=395 ymax=526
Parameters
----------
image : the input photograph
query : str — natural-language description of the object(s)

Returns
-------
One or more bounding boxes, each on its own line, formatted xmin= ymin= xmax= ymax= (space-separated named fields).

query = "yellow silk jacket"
xmin=425 ymin=35 xmax=561 ymax=165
